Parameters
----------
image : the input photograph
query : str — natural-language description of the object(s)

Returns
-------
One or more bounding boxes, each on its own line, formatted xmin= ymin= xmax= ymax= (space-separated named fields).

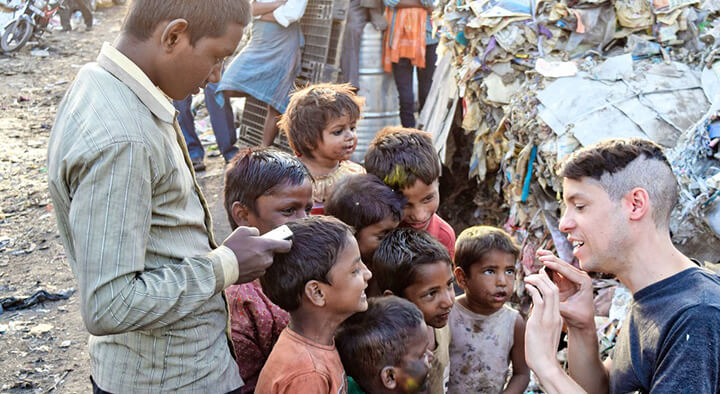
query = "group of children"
xmin=221 ymin=82 xmax=530 ymax=393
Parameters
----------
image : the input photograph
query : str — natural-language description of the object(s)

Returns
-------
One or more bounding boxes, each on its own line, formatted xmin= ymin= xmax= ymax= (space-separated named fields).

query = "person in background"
xmin=217 ymin=0 xmax=307 ymax=146
xmin=173 ymin=81 xmax=238 ymax=171
xmin=382 ymin=0 xmax=437 ymax=128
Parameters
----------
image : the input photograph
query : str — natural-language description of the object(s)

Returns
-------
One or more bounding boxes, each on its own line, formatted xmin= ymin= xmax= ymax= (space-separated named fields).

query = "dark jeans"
xmin=91 ymin=376 xmax=244 ymax=394
xmin=391 ymin=43 xmax=438 ymax=128
xmin=173 ymin=82 xmax=238 ymax=163
xmin=59 ymin=0 xmax=93 ymax=30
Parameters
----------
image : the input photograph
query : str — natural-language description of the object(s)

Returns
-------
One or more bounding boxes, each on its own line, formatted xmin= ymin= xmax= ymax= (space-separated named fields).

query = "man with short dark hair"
xmin=523 ymin=138 xmax=720 ymax=394
xmin=47 ymin=1 xmax=291 ymax=392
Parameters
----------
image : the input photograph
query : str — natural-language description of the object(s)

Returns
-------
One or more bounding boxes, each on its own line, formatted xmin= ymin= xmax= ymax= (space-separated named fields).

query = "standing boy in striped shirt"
xmin=47 ymin=1 xmax=290 ymax=392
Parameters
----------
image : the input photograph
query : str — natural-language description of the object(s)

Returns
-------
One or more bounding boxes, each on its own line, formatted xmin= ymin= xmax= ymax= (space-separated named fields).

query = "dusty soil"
xmin=0 ymin=4 xmax=232 ymax=392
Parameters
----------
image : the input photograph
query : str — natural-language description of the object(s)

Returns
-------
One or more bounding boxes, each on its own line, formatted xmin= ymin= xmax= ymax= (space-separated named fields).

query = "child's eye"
xmin=331 ymin=129 xmax=343 ymax=136
xmin=280 ymin=208 xmax=295 ymax=216
xmin=484 ymin=269 xmax=494 ymax=275
xmin=505 ymin=269 xmax=515 ymax=275
xmin=422 ymin=291 xmax=436 ymax=300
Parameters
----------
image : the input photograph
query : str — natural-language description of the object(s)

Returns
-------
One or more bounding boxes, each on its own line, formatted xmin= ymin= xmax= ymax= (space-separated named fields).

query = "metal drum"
xmin=352 ymin=23 xmax=400 ymax=163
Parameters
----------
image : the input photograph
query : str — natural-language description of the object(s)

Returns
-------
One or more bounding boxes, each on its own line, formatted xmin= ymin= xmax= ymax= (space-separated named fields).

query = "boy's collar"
xmin=96 ymin=42 xmax=176 ymax=124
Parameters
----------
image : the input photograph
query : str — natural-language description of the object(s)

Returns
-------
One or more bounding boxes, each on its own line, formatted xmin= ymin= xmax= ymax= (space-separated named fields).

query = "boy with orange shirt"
xmin=257 ymin=216 xmax=373 ymax=393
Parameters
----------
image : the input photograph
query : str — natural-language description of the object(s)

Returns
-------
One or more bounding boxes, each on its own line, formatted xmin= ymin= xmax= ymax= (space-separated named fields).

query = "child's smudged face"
xmin=394 ymin=322 xmax=433 ymax=393
xmin=323 ymin=234 xmax=372 ymax=315
xmin=357 ymin=216 xmax=400 ymax=264
xmin=403 ymin=262 xmax=454 ymax=328
xmin=401 ymin=180 xmax=439 ymax=231
xmin=456 ymin=250 xmax=516 ymax=315
xmin=314 ymin=113 xmax=358 ymax=162
xmin=245 ymin=179 xmax=313 ymax=235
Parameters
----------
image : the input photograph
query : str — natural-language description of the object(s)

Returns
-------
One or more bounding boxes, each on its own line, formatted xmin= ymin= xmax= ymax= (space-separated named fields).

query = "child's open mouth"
xmin=492 ymin=292 xmax=507 ymax=302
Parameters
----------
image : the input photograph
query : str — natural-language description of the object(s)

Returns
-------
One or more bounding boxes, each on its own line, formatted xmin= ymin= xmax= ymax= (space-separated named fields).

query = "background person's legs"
xmin=204 ymin=83 xmax=238 ymax=162
xmin=417 ymin=43 xmax=438 ymax=113
xmin=392 ymin=58 xmax=416 ymax=128
xmin=262 ymin=105 xmax=281 ymax=147
xmin=173 ymin=96 xmax=206 ymax=171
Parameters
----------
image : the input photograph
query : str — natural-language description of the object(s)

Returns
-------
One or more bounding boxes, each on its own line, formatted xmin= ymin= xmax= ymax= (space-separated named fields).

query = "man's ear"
xmin=454 ymin=266 xmax=467 ymax=289
xmin=626 ymin=187 xmax=650 ymax=222
xmin=305 ymin=281 xmax=326 ymax=307
xmin=383 ymin=289 xmax=394 ymax=297
xmin=231 ymin=201 xmax=250 ymax=228
xmin=380 ymin=366 xmax=398 ymax=390
xmin=160 ymin=19 xmax=189 ymax=52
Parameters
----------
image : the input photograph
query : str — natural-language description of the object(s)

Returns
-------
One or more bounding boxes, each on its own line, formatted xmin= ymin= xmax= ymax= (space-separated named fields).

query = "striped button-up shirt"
xmin=47 ymin=43 xmax=243 ymax=393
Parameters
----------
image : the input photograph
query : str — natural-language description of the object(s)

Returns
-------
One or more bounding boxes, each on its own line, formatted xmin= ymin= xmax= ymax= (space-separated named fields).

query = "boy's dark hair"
xmin=373 ymin=228 xmax=451 ymax=296
xmin=364 ymin=127 xmax=441 ymax=190
xmin=558 ymin=138 xmax=678 ymax=227
xmin=454 ymin=226 xmax=520 ymax=274
xmin=336 ymin=296 xmax=425 ymax=392
xmin=260 ymin=216 xmax=354 ymax=312
xmin=325 ymin=174 xmax=406 ymax=232
xmin=122 ymin=0 xmax=252 ymax=46
xmin=279 ymin=83 xmax=364 ymax=159
xmin=224 ymin=147 xmax=312 ymax=230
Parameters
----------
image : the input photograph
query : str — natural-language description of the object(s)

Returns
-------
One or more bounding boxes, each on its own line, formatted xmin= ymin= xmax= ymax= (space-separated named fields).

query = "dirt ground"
xmin=0 ymin=4 xmax=233 ymax=392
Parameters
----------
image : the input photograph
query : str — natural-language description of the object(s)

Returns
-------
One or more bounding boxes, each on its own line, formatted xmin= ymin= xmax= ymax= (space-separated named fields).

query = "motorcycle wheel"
xmin=1 ymin=19 xmax=33 ymax=53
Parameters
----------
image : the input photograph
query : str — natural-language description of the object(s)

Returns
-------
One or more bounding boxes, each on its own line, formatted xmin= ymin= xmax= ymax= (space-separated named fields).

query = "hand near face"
xmin=524 ymin=270 xmax=563 ymax=374
xmin=536 ymin=249 xmax=595 ymax=331
xmin=223 ymin=226 xmax=292 ymax=284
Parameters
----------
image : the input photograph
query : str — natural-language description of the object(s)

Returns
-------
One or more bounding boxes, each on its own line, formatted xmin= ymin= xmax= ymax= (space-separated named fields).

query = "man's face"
xmin=559 ymin=177 xmax=629 ymax=273
xmin=161 ymin=22 xmax=245 ymax=100
xmin=400 ymin=180 xmax=439 ymax=231
xmin=402 ymin=261 xmax=454 ymax=328
xmin=246 ymin=179 xmax=313 ymax=235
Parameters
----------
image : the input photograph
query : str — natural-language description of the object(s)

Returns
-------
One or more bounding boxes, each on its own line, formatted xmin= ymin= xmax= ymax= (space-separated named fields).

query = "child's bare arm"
xmin=503 ymin=314 xmax=530 ymax=394
xmin=252 ymin=0 xmax=285 ymax=16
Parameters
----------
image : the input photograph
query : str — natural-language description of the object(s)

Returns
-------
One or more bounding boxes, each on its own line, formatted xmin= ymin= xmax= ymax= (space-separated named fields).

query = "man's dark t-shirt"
xmin=610 ymin=267 xmax=720 ymax=393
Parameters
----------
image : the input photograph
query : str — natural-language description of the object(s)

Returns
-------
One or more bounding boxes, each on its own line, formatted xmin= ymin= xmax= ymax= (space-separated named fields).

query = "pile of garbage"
xmin=433 ymin=0 xmax=720 ymax=266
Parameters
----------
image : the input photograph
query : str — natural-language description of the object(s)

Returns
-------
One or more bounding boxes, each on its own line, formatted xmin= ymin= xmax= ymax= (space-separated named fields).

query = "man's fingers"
xmin=525 ymin=283 xmax=543 ymax=307
xmin=262 ymin=238 xmax=292 ymax=253
xmin=228 ymin=226 xmax=260 ymax=239
xmin=528 ymin=272 xmax=559 ymax=320
xmin=539 ymin=255 xmax=589 ymax=284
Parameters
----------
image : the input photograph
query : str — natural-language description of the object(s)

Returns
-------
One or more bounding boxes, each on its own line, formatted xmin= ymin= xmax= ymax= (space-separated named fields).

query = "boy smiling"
xmin=364 ymin=127 xmax=456 ymax=258
xmin=257 ymin=216 xmax=372 ymax=393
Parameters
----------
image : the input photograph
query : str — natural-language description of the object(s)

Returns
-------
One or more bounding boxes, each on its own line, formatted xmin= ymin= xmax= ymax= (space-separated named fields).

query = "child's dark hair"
xmin=324 ymin=174 xmax=406 ymax=232
xmin=364 ymin=126 xmax=441 ymax=190
xmin=279 ymin=83 xmax=364 ymax=159
xmin=224 ymin=147 xmax=312 ymax=230
xmin=454 ymin=226 xmax=520 ymax=274
xmin=122 ymin=0 xmax=252 ymax=45
xmin=336 ymin=296 xmax=425 ymax=392
xmin=373 ymin=228 xmax=451 ymax=296
xmin=260 ymin=216 xmax=354 ymax=312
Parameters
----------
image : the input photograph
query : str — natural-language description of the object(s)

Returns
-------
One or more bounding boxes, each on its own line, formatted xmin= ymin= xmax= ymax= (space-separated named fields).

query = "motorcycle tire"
xmin=1 ymin=19 xmax=33 ymax=53
xmin=112 ymin=0 xmax=126 ymax=4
